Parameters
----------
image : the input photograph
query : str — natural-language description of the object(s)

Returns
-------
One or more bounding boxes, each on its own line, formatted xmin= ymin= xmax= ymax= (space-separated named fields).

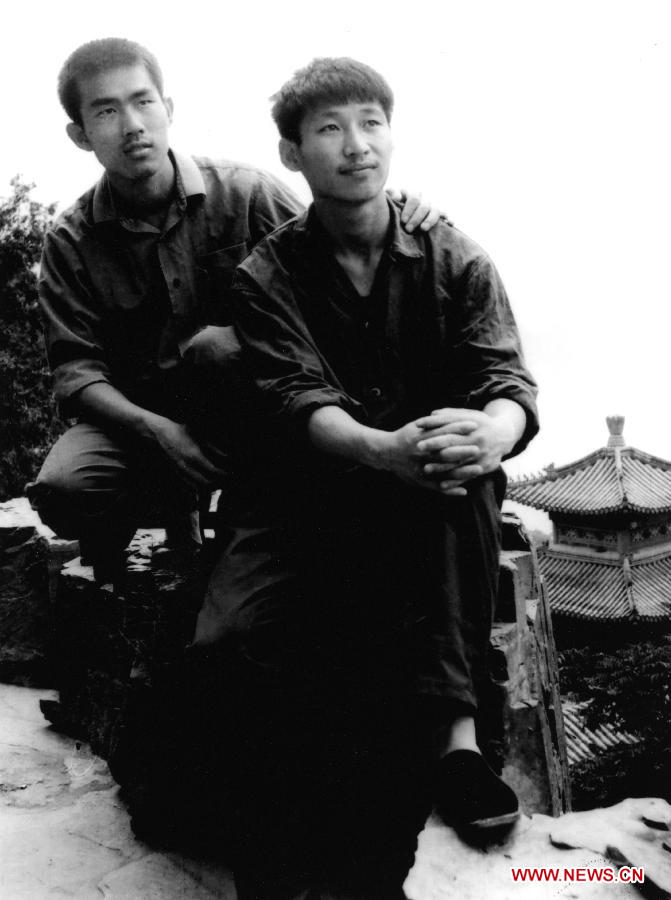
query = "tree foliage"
xmin=0 ymin=177 xmax=63 ymax=500
xmin=560 ymin=638 xmax=671 ymax=808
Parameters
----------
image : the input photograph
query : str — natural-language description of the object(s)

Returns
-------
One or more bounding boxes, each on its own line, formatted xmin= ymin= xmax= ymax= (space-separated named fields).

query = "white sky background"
xmin=2 ymin=0 xmax=670 ymax=480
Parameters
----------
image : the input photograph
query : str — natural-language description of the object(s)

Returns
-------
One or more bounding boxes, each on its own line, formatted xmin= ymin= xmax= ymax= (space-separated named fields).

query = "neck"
xmin=108 ymin=153 xmax=175 ymax=217
xmin=313 ymin=192 xmax=390 ymax=255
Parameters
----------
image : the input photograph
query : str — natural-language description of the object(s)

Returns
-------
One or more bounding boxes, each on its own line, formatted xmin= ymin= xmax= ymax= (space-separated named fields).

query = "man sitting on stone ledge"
xmin=190 ymin=57 xmax=539 ymax=896
xmin=26 ymin=38 xmax=439 ymax=584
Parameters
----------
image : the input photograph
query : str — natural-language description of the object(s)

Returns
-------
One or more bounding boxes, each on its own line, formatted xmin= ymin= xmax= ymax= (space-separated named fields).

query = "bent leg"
xmin=191 ymin=511 xmax=436 ymax=892
xmin=27 ymin=423 xmax=137 ymax=573
xmin=413 ymin=469 xmax=506 ymax=711
xmin=191 ymin=525 xmax=326 ymax=883
xmin=27 ymin=422 xmax=199 ymax=577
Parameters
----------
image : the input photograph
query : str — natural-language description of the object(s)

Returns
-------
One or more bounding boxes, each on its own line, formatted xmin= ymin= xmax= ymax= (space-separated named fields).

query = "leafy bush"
xmin=560 ymin=638 xmax=671 ymax=808
xmin=0 ymin=177 xmax=63 ymax=500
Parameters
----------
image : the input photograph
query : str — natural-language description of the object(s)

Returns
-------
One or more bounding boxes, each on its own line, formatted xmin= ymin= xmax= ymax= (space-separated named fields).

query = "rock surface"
xmin=2 ymin=682 xmax=670 ymax=900
xmin=0 ymin=683 xmax=235 ymax=900
xmin=45 ymin=519 xmax=570 ymax=819
xmin=405 ymin=799 xmax=671 ymax=899
xmin=0 ymin=497 xmax=78 ymax=685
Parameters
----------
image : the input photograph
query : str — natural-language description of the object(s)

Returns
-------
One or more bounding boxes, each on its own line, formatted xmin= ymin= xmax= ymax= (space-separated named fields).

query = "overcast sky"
xmin=2 ymin=0 xmax=670 ymax=480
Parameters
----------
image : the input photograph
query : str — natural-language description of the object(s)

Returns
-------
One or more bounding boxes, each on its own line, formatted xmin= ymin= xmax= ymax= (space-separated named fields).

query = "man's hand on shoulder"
xmin=388 ymin=187 xmax=453 ymax=233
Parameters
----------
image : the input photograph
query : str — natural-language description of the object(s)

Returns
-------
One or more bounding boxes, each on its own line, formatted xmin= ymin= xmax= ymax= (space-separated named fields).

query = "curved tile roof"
xmin=630 ymin=554 xmax=671 ymax=618
xmin=623 ymin=454 xmax=671 ymax=509
xmin=562 ymin=700 xmax=638 ymax=767
xmin=539 ymin=550 xmax=671 ymax=621
xmin=508 ymin=447 xmax=671 ymax=514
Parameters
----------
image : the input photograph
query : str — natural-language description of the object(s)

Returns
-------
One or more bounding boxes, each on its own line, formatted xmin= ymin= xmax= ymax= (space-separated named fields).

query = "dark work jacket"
xmin=229 ymin=199 xmax=539 ymax=520
xmin=38 ymin=152 xmax=302 ymax=416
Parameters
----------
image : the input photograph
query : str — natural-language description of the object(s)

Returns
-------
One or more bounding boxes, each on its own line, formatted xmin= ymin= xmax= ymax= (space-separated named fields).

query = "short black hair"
xmin=271 ymin=57 xmax=394 ymax=144
xmin=58 ymin=38 xmax=164 ymax=125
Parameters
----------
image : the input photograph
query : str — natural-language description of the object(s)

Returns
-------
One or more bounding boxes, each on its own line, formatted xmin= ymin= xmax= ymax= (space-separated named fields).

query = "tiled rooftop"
xmin=507 ymin=418 xmax=671 ymax=515
xmin=508 ymin=447 xmax=671 ymax=514
xmin=562 ymin=700 xmax=639 ymax=767
xmin=539 ymin=550 xmax=671 ymax=621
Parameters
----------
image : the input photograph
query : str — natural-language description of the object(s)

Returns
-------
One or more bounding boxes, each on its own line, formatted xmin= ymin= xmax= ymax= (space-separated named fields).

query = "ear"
xmin=164 ymin=96 xmax=174 ymax=124
xmin=279 ymin=138 xmax=302 ymax=173
xmin=66 ymin=121 xmax=93 ymax=152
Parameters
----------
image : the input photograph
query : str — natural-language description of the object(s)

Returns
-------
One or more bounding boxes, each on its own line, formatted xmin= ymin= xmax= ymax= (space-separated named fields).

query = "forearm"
xmin=76 ymin=383 xmax=222 ymax=486
xmin=306 ymin=405 xmax=469 ymax=493
xmin=307 ymin=406 xmax=387 ymax=469
xmin=76 ymin=382 xmax=170 ymax=442
xmin=482 ymin=398 xmax=527 ymax=458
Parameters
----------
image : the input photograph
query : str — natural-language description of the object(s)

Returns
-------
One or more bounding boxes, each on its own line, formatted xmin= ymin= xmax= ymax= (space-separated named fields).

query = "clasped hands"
xmin=384 ymin=407 xmax=515 ymax=496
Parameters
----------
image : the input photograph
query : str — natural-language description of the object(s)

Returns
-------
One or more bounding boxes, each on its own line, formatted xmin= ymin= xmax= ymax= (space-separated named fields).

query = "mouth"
xmin=339 ymin=164 xmax=377 ymax=175
xmin=123 ymin=142 xmax=153 ymax=157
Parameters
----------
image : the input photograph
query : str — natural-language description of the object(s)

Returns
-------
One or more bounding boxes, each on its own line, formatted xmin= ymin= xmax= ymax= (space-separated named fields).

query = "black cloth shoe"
xmin=435 ymin=749 xmax=519 ymax=831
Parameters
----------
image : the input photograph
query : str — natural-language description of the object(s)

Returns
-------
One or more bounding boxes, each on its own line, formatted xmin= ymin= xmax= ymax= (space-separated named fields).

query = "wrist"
xmin=131 ymin=408 xmax=166 ymax=443
xmin=484 ymin=400 xmax=525 ymax=456
xmin=358 ymin=426 xmax=391 ymax=471
xmin=489 ymin=414 xmax=517 ymax=457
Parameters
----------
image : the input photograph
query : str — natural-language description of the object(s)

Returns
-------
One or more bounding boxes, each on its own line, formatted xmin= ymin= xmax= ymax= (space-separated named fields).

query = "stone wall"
xmin=0 ymin=498 xmax=77 ymax=684
xmin=0 ymin=500 xmax=570 ymax=816
xmin=494 ymin=521 xmax=572 ymax=815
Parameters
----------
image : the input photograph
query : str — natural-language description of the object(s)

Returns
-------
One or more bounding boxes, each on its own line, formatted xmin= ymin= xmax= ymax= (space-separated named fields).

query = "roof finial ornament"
xmin=606 ymin=415 xmax=625 ymax=449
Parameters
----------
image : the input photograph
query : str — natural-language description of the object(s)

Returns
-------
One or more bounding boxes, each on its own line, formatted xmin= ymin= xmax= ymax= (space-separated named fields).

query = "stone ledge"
xmin=2 ymin=683 xmax=669 ymax=900
xmin=406 ymin=798 xmax=671 ymax=899
xmin=41 ymin=524 xmax=568 ymax=818
xmin=0 ymin=497 xmax=78 ymax=685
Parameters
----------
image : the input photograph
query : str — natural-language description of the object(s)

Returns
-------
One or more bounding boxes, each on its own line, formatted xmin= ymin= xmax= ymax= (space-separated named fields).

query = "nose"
xmin=121 ymin=105 xmax=144 ymax=135
xmin=343 ymin=125 xmax=369 ymax=157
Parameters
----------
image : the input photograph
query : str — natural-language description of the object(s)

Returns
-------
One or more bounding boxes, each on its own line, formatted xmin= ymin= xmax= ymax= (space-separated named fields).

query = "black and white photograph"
xmin=1 ymin=1 xmax=670 ymax=897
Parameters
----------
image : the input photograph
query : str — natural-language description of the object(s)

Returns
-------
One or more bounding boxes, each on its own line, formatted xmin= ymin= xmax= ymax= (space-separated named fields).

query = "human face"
xmin=284 ymin=101 xmax=392 ymax=204
xmin=68 ymin=63 xmax=173 ymax=189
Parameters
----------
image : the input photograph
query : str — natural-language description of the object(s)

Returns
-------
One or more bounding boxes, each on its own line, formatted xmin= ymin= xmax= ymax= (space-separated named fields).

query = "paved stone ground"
xmin=1 ymin=682 xmax=670 ymax=900
xmin=0 ymin=684 xmax=236 ymax=900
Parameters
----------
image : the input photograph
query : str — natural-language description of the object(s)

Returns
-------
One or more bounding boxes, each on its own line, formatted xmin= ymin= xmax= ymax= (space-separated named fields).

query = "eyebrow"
xmin=316 ymin=103 xmax=383 ymax=115
xmin=314 ymin=106 xmax=382 ymax=121
xmin=88 ymin=88 xmax=154 ymax=109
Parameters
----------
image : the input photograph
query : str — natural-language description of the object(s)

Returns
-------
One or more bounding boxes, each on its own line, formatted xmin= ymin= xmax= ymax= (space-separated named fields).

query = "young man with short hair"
xmin=194 ymin=57 xmax=538 ymax=895
xmin=28 ymin=40 xmax=438 ymax=583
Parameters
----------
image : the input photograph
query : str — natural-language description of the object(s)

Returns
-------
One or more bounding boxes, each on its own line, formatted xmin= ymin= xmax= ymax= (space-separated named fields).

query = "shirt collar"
xmin=295 ymin=196 xmax=424 ymax=260
xmin=91 ymin=150 xmax=206 ymax=224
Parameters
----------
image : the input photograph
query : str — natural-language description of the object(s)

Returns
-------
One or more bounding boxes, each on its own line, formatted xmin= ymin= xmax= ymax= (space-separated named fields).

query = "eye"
xmin=318 ymin=123 xmax=339 ymax=133
xmin=364 ymin=119 xmax=383 ymax=128
xmin=96 ymin=107 xmax=116 ymax=118
xmin=138 ymin=98 xmax=155 ymax=106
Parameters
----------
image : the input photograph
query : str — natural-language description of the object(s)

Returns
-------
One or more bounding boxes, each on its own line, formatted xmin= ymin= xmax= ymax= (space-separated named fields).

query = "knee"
xmin=27 ymin=432 xmax=130 ymax=536
xmin=26 ymin=472 xmax=78 ymax=537
xmin=31 ymin=458 xmax=83 ymax=499
xmin=26 ymin=453 xmax=86 ymax=533
xmin=194 ymin=597 xmax=264 ymax=651
xmin=182 ymin=325 xmax=242 ymax=372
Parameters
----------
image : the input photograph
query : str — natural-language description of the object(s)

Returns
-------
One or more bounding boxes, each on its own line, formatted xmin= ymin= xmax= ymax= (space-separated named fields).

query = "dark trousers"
xmin=26 ymin=421 xmax=199 ymax=563
xmin=194 ymin=468 xmax=505 ymax=708
xmin=190 ymin=468 xmax=506 ymax=896
xmin=27 ymin=326 xmax=243 ymax=569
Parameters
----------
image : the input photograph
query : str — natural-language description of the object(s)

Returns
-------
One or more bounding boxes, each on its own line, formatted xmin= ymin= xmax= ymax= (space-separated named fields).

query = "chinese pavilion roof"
xmin=507 ymin=416 xmax=671 ymax=515
xmin=538 ymin=549 xmax=671 ymax=621
xmin=562 ymin=700 xmax=638 ymax=767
